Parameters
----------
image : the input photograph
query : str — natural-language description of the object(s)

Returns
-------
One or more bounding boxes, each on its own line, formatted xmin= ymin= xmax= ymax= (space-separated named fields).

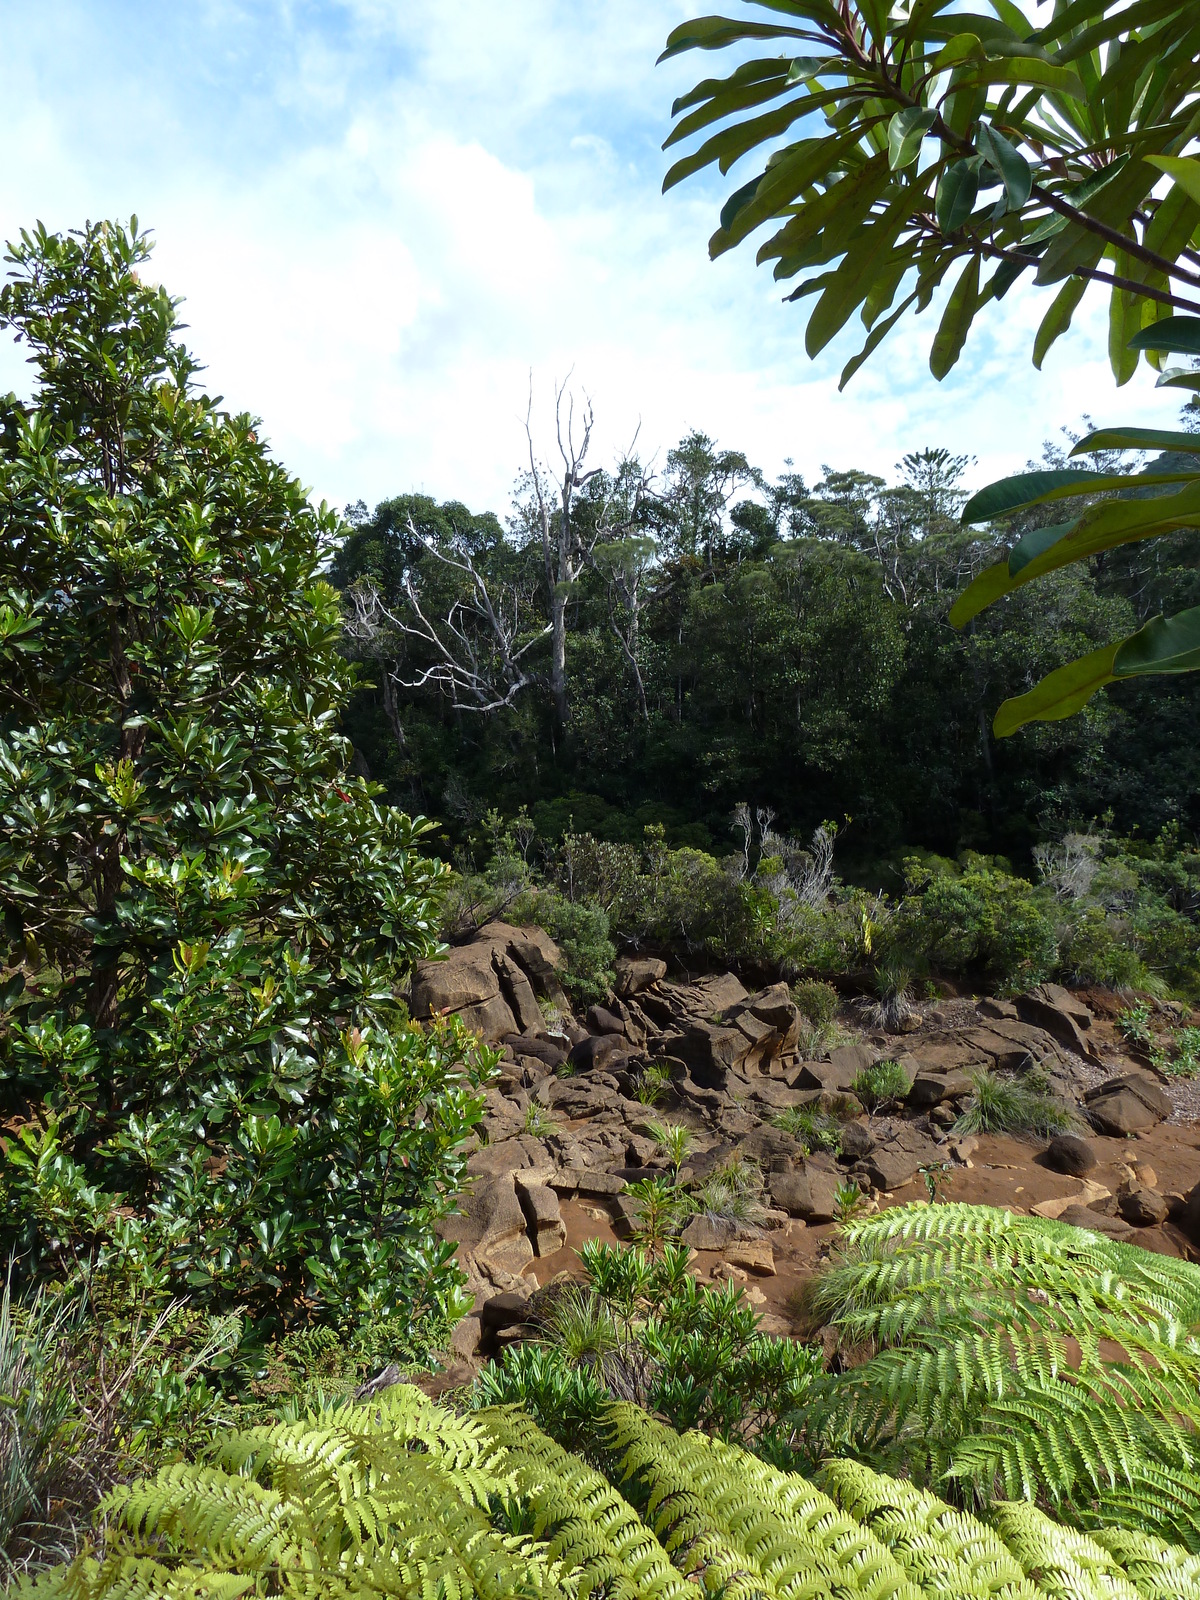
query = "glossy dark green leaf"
xmin=1114 ymin=602 xmax=1200 ymax=675
xmin=1155 ymin=367 xmax=1200 ymax=392
xmin=1008 ymin=519 xmax=1080 ymax=576
xmin=977 ymin=123 xmax=1033 ymax=210
xmin=936 ymin=161 xmax=981 ymax=233
xmin=659 ymin=16 xmax=808 ymax=64
xmin=888 ymin=106 xmax=937 ymax=170
xmin=1071 ymin=426 xmax=1200 ymax=455
xmin=961 ymin=469 xmax=1107 ymax=525
xmin=930 ymin=256 xmax=980 ymax=379
xmin=1128 ymin=317 xmax=1200 ymax=354
xmin=1033 ymin=277 xmax=1087 ymax=369
xmin=948 ymin=560 xmax=1015 ymax=629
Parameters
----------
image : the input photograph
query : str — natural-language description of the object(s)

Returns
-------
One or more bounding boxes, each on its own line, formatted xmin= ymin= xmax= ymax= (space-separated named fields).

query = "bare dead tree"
xmin=343 ymin=524 xmax=551 ymax=714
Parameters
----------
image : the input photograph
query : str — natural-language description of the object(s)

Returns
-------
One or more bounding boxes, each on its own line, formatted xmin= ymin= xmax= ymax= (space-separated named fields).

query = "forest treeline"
xmin=331 ymin=421 xmax=1200 ymax=881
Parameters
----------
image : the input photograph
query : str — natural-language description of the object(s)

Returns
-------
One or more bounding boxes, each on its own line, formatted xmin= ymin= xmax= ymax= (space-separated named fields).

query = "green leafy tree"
xmin=661 ymin=4 xmax=1200 ymax=731
xmin=0 ymin=220 xmax=487 ymax=1340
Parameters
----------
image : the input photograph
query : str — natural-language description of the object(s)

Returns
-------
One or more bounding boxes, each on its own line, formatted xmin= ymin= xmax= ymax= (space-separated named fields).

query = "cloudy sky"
xmin=0 ymin=1 xmax=1182 ymax=515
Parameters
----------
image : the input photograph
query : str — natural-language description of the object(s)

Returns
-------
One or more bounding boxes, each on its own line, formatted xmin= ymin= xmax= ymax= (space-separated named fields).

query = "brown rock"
xmin=866 ymin=1148 xmax=924 ymax=1192
xmin=727 ymin=1240 xmax=775 ymax=1276
xmin=411 ymin=945 xmax=501 ymax=1017
xmin=794 ymin=1058 xmax=861 ymax=1094
xmin=1016 ymin=989 xmax=1102 ymax=1064
xmin=456 ymin=993 xmax=521 ymax=1041
xmin=678 ymin=1019 xmax=754 ymax=1083
xmin=978 ymin=998 xmax=1018 ymax=1021
xmin=567 ymin=1033 xmax=631 ymax=1073
xmin=827 ymin=1042 xmax=876 ymax=1082
xmin=1085 ymin=1072 xmax=1172 ymax=1136
xmin=1058 ymin=1204 xmax=1134 ymax=1238
xmin=614 ymin=955 xmax=668 ymax=997
xmin=479 ymin=1291 xmax=533 ymax=1336
xmin=449 ymin=1314 xmax=483 ymax=1362
xmin=1117 ymin=1185 xmax=1169 ymax=1228
xmin=767 ymin=1169 xmax=811 ymax=1217
xmin=839 ymin=1120 xmax=876 ymax=1160
xmin=518 ymin=1183 xmax=567 ymax=1255
xmin=681 ymin=1215 xmax=731 ymax=1250
xmin=586 ymin=1004 xmax=627 ymax=1036
xmin=500 ymin=1033 xmax=566 ymax=1070
xmin=908 ymin=1069 xmax=973 ymax=1108
xmin=561 ymin=1169 xmax=625 ymax=1197
xmin=495 ymin=952 xmax=544 ymax=1034
xmin=458 ymin=1173 xmax=535 ymax=1274
xmin=1044 ymin=1134 xmax=1098 ymax=1177
xmin=465 ymin=1138 xmax=542 ymax=1180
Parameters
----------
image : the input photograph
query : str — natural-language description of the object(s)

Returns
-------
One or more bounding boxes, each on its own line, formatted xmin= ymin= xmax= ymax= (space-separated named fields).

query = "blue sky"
xmin=0 ymin=1 xmax=1182 ymax=514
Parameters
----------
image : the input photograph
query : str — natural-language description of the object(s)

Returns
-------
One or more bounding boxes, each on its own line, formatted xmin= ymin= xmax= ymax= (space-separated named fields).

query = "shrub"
xmin=851 ymin=1059 xmax=910 ymax=1110
xmin=510 ymin=887 xmax=615 ymax=1004
xmin=0 ymin=220 xmax=487 ymax=1342
xmin=791 ymin=979 xmax=840 ymax=1031
xmin=772 ymin=1107 xmax=842 ymax=1156
xmin=482 ymin=1239 xmax=816 ymax=1449
xmin=952 ymin=1069 xmax=1078 ymax=1138
xmin=892 ymin=864 xmax=1058 ymax=993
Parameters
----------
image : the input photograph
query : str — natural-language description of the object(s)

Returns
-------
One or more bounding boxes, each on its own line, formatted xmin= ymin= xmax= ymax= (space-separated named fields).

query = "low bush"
xmin=851 ymin=1059 xmax=910 ymax=1111
xmin=476 ymin=1239 xmax=816 ymax=1449
xmin=772 ymin=1106 xmax=843 ymax=1155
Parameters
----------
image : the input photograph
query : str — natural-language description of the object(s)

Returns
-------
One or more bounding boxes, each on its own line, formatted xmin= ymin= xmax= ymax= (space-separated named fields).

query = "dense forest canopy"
xmin=331 ymin=418 xmax=1200 ymax=881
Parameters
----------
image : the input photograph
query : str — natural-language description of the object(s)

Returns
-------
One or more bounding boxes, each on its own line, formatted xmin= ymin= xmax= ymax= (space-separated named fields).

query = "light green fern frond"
xmin=1091 ymin=1524 xmax=1200 ymax=1600
xmin=818 ymin=1458 xmax=1041 ymax=1600
xmin=988 ymin=1500 xmax=1144 ymax=1600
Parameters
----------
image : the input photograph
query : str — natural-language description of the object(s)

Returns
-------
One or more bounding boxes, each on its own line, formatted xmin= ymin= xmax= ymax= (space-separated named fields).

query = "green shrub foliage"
xmin=0 ymin=220 xmax=487 ymax=1337
xmin=22 ymin=1387 xmax=1200 ymax=1599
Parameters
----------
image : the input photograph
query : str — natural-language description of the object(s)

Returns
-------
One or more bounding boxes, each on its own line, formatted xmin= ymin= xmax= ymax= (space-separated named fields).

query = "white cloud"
xmin=0 ymin=0 xmax=1184 ymax=516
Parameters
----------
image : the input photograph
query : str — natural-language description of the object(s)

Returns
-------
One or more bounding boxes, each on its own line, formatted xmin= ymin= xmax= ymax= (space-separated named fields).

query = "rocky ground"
xmin=411 ymin=922 xmax=1200 ymax=1375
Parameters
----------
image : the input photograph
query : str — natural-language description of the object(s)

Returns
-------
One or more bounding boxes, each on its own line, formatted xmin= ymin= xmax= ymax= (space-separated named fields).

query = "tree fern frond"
xmin=1091 ymin=1524 xmax=1200 ymax=1600
xmin=989 ymin=1500 xmax=1146 ymax=1600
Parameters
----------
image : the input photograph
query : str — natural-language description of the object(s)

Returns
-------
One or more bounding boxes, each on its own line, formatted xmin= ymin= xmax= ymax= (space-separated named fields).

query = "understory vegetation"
xmin=440 ymin=810 xmax=1200 ymax=1004
xmin=22 ymin=1334 xmax=1200 ymax=1600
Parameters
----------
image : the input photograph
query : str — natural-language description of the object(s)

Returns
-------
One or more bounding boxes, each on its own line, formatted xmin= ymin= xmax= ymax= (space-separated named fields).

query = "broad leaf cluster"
xmin=661 ymin=1 xmax=1200 ymax=386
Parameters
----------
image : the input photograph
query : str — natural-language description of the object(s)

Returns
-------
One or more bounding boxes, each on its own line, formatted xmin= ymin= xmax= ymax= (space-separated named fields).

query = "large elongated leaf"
xmin=994 ymin=602 xmax=1200 ymax=735
xmin=960 ymin=469 xmax=1109 ymax=524
xmin=929 ymin=255 xmax=980 ymax=378
xmin=1072 ymin=427 xmax=1200 ymax=455
xmin=993 ymin=642 xmax=1120 ymax=736
xmin=1033 ymin=277 xmax=1087 ymax=368
xmin=659 ymin=17 xmax=811 ymax=63
xmin=1128 ymin=317 xmax=1200 ymax=354
xmin=1145 ymin=153 xmax=1200 ymax=206
xmin=888 ymin=107 xmax=937 ymax=170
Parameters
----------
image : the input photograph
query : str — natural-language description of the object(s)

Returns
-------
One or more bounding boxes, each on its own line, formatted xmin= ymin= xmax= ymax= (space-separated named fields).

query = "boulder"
xmin=727 ymin=1240 xmax=775 ymax=1276
xmin=1117 ymin=1185 xmax=1169 ymax=1228
xmin=559 ymin=1169 xmax=625 ymax=1197
xmin=411 ymin=944 xmax=500 ymax=1018
xmin=978 ymin=997 xmax=1018 ymax=1021
xmin=908 ymin=1069 xmax=974 ymax=1108
xmin=545 ymin=1077 xmax=621 ymax=1118
xmin=455 ymin=993 xmax=521 ymax=1041
xmin=454 ymin=1173 xmax=535 ymax=1275
xmin=827 ymin=1042 xmax=876 ymax=1082
xmin=737 ymin=1124 xmax=800 ymax=1168
xmin=465 ymin=1134 xmax=547 ymax=1181
xmin=517 ymin=1183 xmax=567 ymax=1255
xmin=1044 ymin=1133 xmax=1098 ymax=1177
xmin=865 ymin=1147 xmax=924 ymax=1193
xmin=479 ymin=1291 xmax=533 ymax=1337
xmin=586 ymin=1004 xmax=628 ymax=1036
xmin=1085 ymin=1072 xmax=1172 ymax=1136
xmin=567 ymin=1033 xmax=631 ymax=1073
xmin=1016 ymin=988 xmax=1102 ymax=1064
xmin=449 ymin=1315 xmax=484 ymax=1362
xmin=839 ymin=1120 xmax=876 ymax=1160
xmin=767 ymin=1164 xmax=839 ymax=1223
xmin=681 ymin=1215 xmax=730 ymax=1251
xmin=1058 ymin=1204 xmax=1134 ymax=1238
xmin=793 ymin=1058 xmax=861 ymax=1094
xmin=676 ymin=1019 xmax=756 ymax=1085
xmin=501 ymin=1034 xmax=566 ymax=1071
xmin=614 ymin=955 xmax=668 ymax=997
xmin=494 ymin=952 xmax=544 ymax=1034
